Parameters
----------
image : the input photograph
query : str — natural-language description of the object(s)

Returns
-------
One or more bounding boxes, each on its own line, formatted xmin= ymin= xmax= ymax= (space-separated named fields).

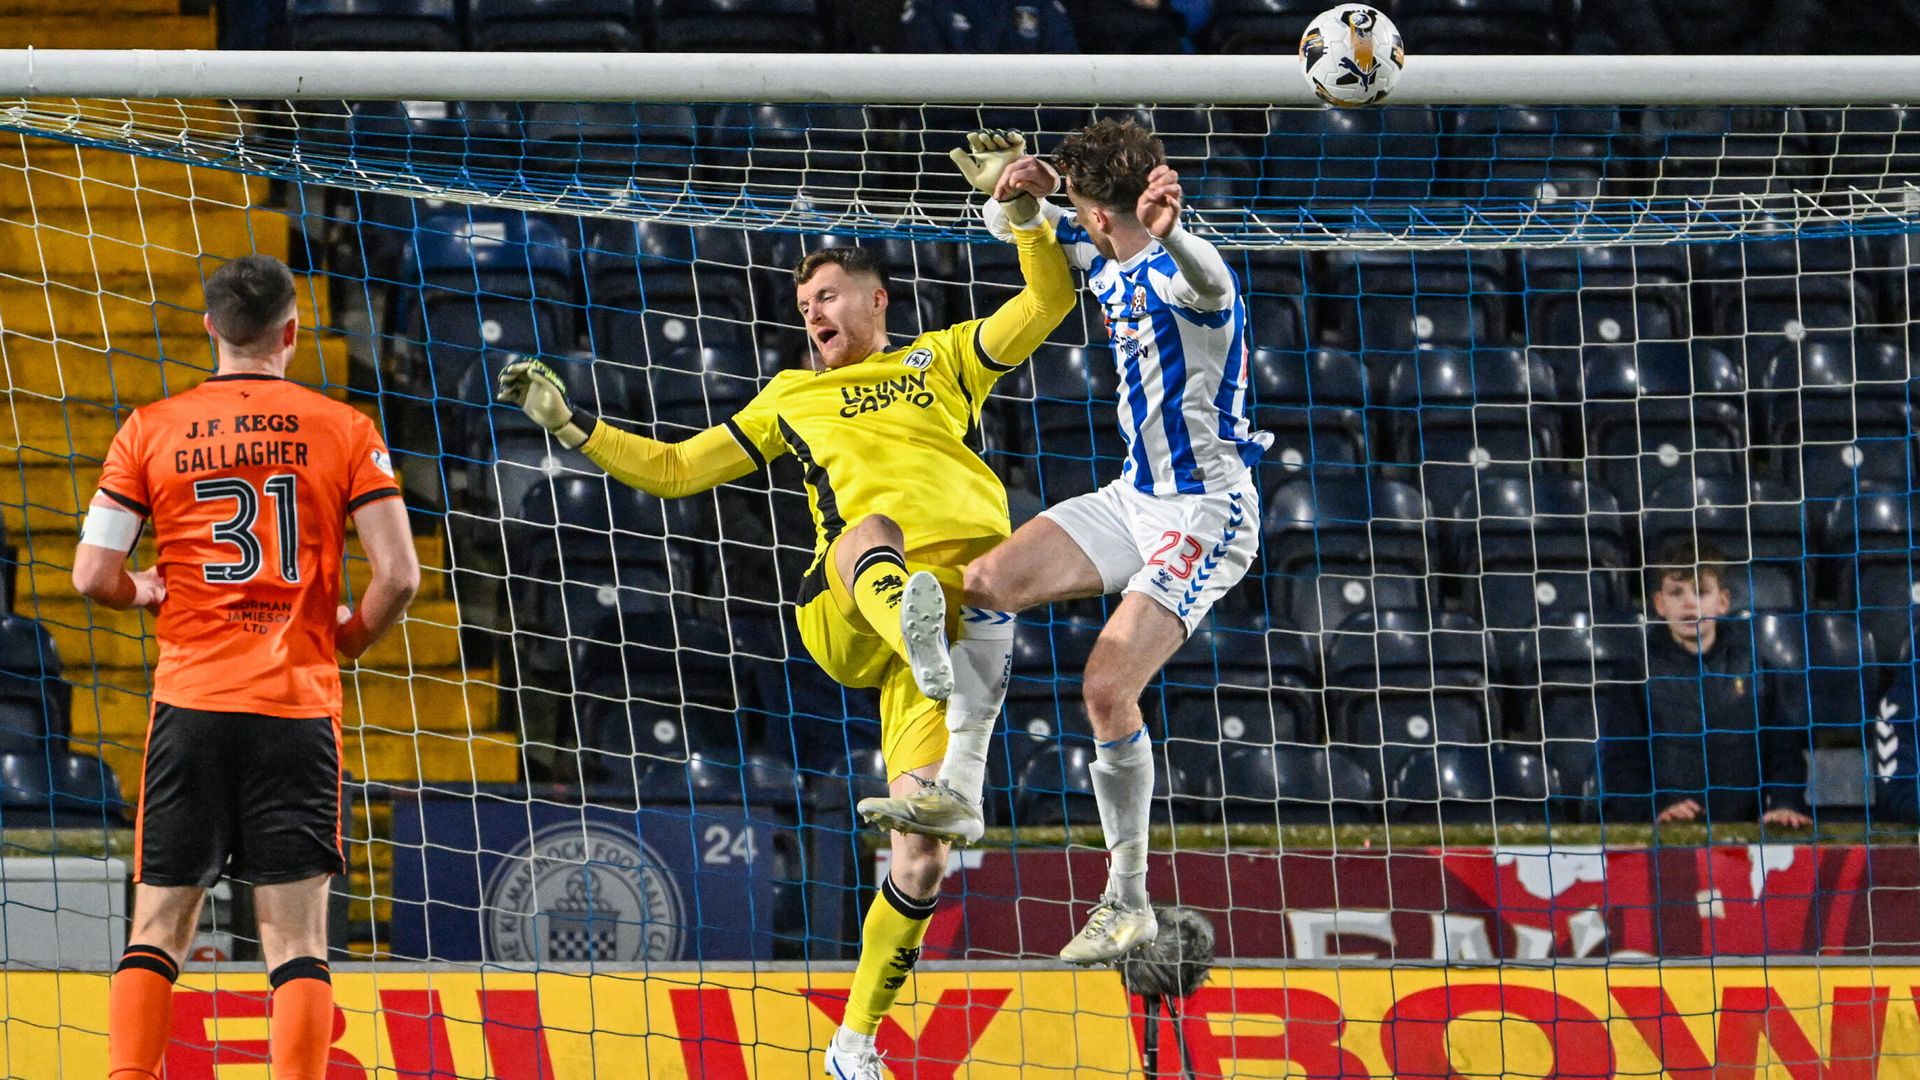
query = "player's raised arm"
xmin=950 ymin=131 xmax=1077 ymax=366
xmin=496 ymin=358 xmax=767 ymax=499
xmin=1138 ymin=164 xmax=1235 ymax=313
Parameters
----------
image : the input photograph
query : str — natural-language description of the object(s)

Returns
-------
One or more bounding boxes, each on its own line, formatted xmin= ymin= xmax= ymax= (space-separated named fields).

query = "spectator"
xmin=1602 ymin=540 xmax=1812 ymax=828
xmin=1068 ymin=0 xmax=1210 ymax=54
xmin=1574 ymin=0 xmax=1819 ymax=55
xmin=898 ymin=0 xmax=1079 ymax=53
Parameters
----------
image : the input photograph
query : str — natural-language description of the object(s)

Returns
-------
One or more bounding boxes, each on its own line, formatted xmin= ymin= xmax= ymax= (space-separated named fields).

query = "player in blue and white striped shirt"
xmin=966 ymin=119 xmax=1271 ymax=963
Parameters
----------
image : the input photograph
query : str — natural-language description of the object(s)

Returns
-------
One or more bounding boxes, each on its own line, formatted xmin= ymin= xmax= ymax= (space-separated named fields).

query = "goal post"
xmin=1 ymin=49 xmax=1919 ymax=1077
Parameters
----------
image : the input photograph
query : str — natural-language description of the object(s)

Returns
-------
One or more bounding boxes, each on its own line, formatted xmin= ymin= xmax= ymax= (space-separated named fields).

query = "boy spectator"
xmin=1602 ymin=540 xmax=1812 ymax=828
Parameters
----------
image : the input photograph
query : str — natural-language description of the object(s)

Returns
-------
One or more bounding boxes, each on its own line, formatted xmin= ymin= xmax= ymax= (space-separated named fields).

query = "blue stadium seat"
xmin=1445 ymin=107 xmax=1622 ymax=203
xmin=705 ymin=104 xmax=877 ymax=195
xmin=1637 ymin=108 xmax=1811 ymax=200
xmin=1822 ymin=486 xmax=1920 ymax=652
xmin=1217 ymin=744 xmax=1380 ymax=825
xmin=1643 ymin=476 xmax=1811 ymax=614
xmin=1519 ymin=244 xmax=1690 ymax=358
xmin=1237 ymin=251 xmax=1312 ymax=354
xmin=285 ymin=0 xmax=460 ymax=50
xmin=0 ymin=750 xmax=53 ymax=820
xmin=0 ymin=750 xmax=123 ymax=826
xmin=1755 ymin=612 xmax=1873 ymax=761
xmin=1381 ymin=346 xmax=1556 ymax=515
xmin=1260 ymin=106 xmax=1441 ymax=205
xmin=469 ymin=0 xmax=642 ymax=51
xmin=1250 ymin=347 xmax=1369 ymax=491
xmin=983 ymin=730 xmax=1054 ymax=827
xmin=583 ymin=220 xmax=753 ymax=365
xmin=389 ymin=209 xmax=576 ymax=423
xmin=1704 ymin=232 xmax=1880 ymax=347
xmin=51 ymin=751 xmax=124 ymax=822
xmin=1445 ymin=468 xmax=1630 ymax=587
xmin=1579 ymin=341 xmax=1747 ymax=512
xmin=1201 ymin=0 xmax=1324 ymax=53
xmin=571 ymin=612 xmax=749 ymax=768
xmin=1759 ymin=336 xmax=1914 ymax=501
xmin=522 ymin=102 xmax=700 ymax=182
xmin=1006 ymin=618 xmax=1102 ymax=740
xmin=1014 ymin=743 xmax=1098 ymax=827
xmin=645 ymin=345 xmax=762 ymax=433
xmin=1265 ymin=469 xmax=1434 ymax=578
xmin=1277 ymin=571 xmax=1433 ymax=641
xmin=1394 ymin=0 xmax=1569 ymax=54
xmin=1388 ymin=745 xmax=1496 ymax=823
xmin=653 ymin=0 xmax=822 ymax=51
xmin=1027 ymin=345 xmax=1127 ymax=503
xmin=1321 ymin=247 xmax=1513 ymax=352
xmin=1324 ymin=609 xmax=1493 ymax=786
xmin=1160 ymin=625 xmax=1315 ymax=764
xmin=1497 ymin=617 xmax=1646 ymax=817
xmin=0 ymin=616 xmax=66 ymax=754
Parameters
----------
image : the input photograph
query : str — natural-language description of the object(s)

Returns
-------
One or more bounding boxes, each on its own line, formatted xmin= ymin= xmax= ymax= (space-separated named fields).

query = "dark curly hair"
xmin=1052 ymin=118 xmax=1167 ymax=212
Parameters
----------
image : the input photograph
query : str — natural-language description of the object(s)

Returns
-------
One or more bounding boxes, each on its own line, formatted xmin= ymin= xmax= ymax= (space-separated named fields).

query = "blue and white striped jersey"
xmin=991 ymin=199 xmax=1272 ymax=496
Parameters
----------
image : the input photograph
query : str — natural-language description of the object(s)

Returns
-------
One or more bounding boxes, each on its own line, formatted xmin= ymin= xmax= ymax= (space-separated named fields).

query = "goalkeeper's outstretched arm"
xmin=976 ymin=211 xmax=1076 ymax=367
xmin=496 ymin=360 xmax=760 ymax=498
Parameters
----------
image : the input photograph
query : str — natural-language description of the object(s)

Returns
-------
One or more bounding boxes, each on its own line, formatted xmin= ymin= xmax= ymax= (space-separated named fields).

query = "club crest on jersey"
xmin=902 ymin=348 xmax=934 ymax=370
xmin=1130 ymin=285 xmax=1147 ymax=317
xmin=370 ymin=449 xmax=394 ymax=477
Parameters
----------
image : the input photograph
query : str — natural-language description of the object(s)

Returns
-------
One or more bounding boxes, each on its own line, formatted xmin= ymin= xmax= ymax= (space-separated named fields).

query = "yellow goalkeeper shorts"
xmin=794 ymin=535 xmax=993 ymax=781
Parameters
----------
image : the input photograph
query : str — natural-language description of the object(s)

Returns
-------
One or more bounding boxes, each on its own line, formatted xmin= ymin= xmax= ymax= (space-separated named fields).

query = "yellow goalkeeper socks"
xmin=842 ymin=874 xmax=938 ymax=1036
xmin=850 ymin=546 xmax=911 ymax=658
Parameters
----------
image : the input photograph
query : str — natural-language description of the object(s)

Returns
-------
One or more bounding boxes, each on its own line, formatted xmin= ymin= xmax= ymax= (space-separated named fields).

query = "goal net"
xmin=3 ymin=51 xmax=1920 ymax=1077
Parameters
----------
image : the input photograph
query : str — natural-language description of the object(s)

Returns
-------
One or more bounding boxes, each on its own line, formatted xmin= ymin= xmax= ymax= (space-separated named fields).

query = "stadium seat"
xmin=1249 ymin=347 xmax=1369 ymax=490
xmin=571 ymin=612 xmax=749 ymax=769
xmin=1704 ymin=231 xmax=1880 ymax=345
xmin=1444 ymin=470 xmax=1630 ymax=612
xmin=1643 ymin=476 xmax=1811 ymax=614
xmin=469 ymin=0 xmax=643 ymax=51
xmin=1636 ymin=107 xmax=1812 ymax=200
xmin=523 ymin=102 xmax=700 ymax=182
xmin=1393 ymin=0 xmax=1570 ymax=55
xmin=1260 ymin=106 xmax=1441 ymax=205
xmin=1006 ymin=618 xmax=1102 ymax=740
xmin=1320 ymin=247 xmax=1513 ymax=353
xmin=1160 ymin=625 xmax=1315 ymax=768
xmin=1759 ymin=336 xmax=1914 ymax=501
xmin=1498 ymin=617 xmax=1646 ymax=816
xmin=1580 ymin=341 xmax=1747 ymax=511
xmin=1381 ymin=346 xmax=1557 ymax=515
xmin=1324 ymin=609 xmax=1493 ymax=786
xmin=0 ymin=750 xmax=123 ymax=826
xmin=1388 ymin=746 xmax=1496 ymax=823
xmin=1445 ymin=107 xmax=1623 ymax=203
xmin=983 ymin=730 xmax=1054 ymax=827
xmin=1202 ymin=0 xmax=1326 ymax=54
xmin=653 ymin=0 xmax=823 ymax=52
xmin=0 ymin=751 xmax=52 ymax=819
xmin=0 ymin=616 xmax=66 ymax=753
xmin=285 ymin=0 xmax=460 ymax=51
xmin=583 ymin=220 xmax=754 ymax=366
xmin=643 ymin=344 xmax=762 ymax=432
xmin=1821 ymin=486 xmax=1920 ymax=651
xmin=1217 ymin=744 xmax=1379 ymax=825
xmin=704 ymin=104 xmax=877 ymax=198
xmin=1755 ymin=612 xmax=1873 ymax=762
xmin=1265 ymin=469 xmax=1434 ymax=578
xmin=1519 ymin=244 xmax=1690 ymax=359
xmin=1013 ymin=743 xmax=1099 ymax=828
xmin=50 ymin=751 xmax=125 ymax=823
xmin=1237 ymin=252 xmax=1313 ymax=355
xmin=1277 ymin=571 xmax=1433 ymax=642
xmin=1027 ymin=345 xmax=1127 ymax=503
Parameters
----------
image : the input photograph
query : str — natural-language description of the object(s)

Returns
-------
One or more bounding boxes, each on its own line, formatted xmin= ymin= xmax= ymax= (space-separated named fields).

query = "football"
xmin=1299 ymin=4 xmax=1405 ymax=108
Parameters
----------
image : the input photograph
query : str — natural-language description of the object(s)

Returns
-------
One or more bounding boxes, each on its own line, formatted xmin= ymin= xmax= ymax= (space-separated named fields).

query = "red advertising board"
xmin=901 ymin=844 xmax=1920 ymax=960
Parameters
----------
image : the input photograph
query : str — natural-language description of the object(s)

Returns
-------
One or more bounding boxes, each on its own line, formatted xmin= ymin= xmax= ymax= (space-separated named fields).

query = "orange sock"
xmin=109 ymin=943 xmax=178 ymax=1080
xmin=268 ymin=957 xmax=334 ymax=1080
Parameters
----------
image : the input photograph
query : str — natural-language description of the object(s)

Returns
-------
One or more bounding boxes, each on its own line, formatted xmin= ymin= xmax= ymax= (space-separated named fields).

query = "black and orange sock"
xmin=109 ymin=943 xmax=178 ymax=1080
xmin=268 ymin=956 xmax=333 ymax=1080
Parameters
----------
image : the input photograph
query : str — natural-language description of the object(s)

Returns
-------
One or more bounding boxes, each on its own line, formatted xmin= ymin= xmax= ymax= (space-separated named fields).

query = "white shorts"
xmin=1041 ymin=475 xmax=1261 ymax=634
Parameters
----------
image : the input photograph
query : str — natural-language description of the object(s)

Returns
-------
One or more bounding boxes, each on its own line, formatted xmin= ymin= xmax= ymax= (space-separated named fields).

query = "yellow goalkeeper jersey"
xmin=728 ymin=320 xmax=1018 ymax=562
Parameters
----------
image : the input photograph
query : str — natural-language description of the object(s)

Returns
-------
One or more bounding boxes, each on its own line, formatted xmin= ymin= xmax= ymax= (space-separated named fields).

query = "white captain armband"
xmin=79 ymin=503 xmax=142 ymax=551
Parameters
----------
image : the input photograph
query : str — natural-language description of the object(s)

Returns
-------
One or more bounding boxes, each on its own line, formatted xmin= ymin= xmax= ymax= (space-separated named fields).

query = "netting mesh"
xmin=2 ymin=94 xmax=1920 ymax=1076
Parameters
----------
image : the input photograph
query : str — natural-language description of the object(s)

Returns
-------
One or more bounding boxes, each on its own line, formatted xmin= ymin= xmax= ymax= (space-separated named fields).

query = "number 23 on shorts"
xmin=1148 ymin=530 xmax=1204 ymax=579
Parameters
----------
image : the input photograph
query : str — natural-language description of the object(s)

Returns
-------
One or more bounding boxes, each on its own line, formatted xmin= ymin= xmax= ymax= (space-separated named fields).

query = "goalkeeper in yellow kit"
xmin=497 ymin=131 xmax=1072 ymax=1080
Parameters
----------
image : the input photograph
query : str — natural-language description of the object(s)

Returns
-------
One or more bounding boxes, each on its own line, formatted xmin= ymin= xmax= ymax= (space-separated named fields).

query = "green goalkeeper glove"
xmin=496 ymin=358 xmax=593 ymax=449
xmin=949 ymin=128 xmax=1040 ymax=223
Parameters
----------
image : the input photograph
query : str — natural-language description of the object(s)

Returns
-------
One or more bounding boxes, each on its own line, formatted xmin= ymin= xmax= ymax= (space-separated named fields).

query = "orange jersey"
xmin=95 ymin=374 xmax=402 ymax=718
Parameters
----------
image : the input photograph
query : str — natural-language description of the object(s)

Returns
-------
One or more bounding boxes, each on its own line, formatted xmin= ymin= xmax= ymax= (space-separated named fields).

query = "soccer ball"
xmin=1299 ymin=5 xmax=1405 ymax=108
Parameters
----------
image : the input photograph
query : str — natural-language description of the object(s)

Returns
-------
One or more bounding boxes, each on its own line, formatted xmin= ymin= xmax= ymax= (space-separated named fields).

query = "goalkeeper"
xmin=497 ymin=130 xmax=1072 ymax=1080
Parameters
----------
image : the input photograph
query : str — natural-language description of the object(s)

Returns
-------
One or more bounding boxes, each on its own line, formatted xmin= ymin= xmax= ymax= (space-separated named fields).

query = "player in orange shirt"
xmin=71 ymin=254 xmax=420 ymax=1080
